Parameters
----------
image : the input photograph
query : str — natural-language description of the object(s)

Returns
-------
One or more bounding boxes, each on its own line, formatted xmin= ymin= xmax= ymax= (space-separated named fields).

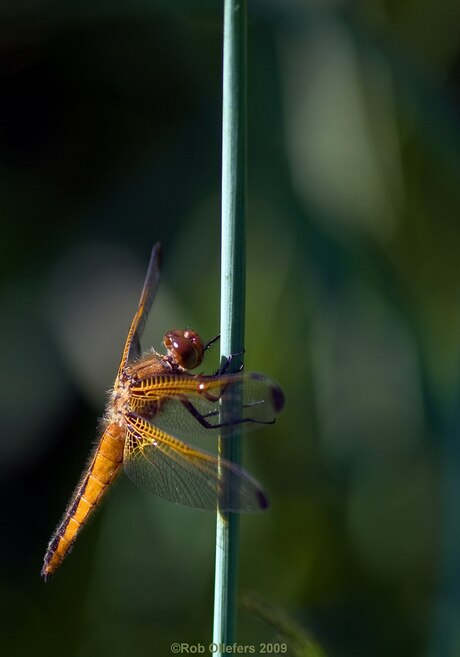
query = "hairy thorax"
xmin=105 ymin=352 xmax=170 ymax=428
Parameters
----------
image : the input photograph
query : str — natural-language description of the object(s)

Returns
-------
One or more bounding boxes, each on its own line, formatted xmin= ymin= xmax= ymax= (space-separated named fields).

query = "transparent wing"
xmin=128 ymin=371 xmax=285 ymax=442
xmin=118 ymin=242 xmax=162 ymax=374
xmin=123 ymin=413 xmax=268 ymax=511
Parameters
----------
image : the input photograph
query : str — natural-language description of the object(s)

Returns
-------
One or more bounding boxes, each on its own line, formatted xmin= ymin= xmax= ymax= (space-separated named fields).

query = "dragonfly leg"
xmin=179 ymin=396 xmax=275 ymax=430
xmin=204 ymin=334 xmax=220 ymax=351
xmin=213 ymin=351 xmax=245 ymax=376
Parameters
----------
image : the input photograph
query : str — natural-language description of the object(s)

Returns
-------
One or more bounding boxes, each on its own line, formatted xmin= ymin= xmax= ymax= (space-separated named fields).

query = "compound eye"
xmin=163 ymin=329 xmax=204 ymax=370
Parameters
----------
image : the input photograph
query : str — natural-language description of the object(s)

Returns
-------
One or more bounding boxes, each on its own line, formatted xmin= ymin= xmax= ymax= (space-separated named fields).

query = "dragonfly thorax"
xmin=106 ymin=376 xmax=132 ymax=427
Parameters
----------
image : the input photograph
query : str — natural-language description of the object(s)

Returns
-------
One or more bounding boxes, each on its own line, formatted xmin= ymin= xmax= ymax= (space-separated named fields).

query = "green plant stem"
xmin=212 ymin=0 xmax=247 ymax=652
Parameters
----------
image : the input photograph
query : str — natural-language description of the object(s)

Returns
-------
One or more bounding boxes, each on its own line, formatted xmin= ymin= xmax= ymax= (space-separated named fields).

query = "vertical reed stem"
xmin=212 ymin=0 xmax=247 ymax=651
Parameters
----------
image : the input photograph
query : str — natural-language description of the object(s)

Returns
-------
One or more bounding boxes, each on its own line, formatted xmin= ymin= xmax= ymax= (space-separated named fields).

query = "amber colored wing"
xmin=128 ymin=371 xmax=285 ymax=442
xmin=123 ymin=412 xmax=268 ymax=511
xmin=117 ymin=242 xmax=162 ymax=375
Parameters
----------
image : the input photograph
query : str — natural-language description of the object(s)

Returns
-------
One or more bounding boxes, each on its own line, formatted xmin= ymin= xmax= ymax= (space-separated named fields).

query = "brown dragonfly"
xmin=42 ymin=243 xmax=284 ymax=580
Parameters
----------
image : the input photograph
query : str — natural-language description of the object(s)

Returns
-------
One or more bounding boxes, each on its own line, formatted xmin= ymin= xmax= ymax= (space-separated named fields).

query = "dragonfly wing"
xmin=118 ymin=243 xmax=162 ymax=374
xmin=129 ymin=372 xmax=284 ymax=442
xmin=123 ymin=412 xmax=268 ymax=511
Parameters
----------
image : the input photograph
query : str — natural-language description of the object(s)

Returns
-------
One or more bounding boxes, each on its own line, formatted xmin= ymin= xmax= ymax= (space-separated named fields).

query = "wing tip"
xmin=271 ymin=385 xmax=285 ymax=414
xmin=247 ymin=373 xmax=285 ymax=415
xmin=151 ymin=242 xmax=162 ymax=268
xmin=256 ymin=488 xmax=270 ymax=510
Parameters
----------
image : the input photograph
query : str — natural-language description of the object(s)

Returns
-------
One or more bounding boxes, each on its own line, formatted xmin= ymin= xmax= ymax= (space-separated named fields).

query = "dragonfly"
xmin=42 ymin=243 xmax=284 ymax=580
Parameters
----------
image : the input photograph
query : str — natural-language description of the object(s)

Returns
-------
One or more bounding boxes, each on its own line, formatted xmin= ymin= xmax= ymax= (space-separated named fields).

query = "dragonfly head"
xmin=163 ymin=329 xmax=205 ymax=371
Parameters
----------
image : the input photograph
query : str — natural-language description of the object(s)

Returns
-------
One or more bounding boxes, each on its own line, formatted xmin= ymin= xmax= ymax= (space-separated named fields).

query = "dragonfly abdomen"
xmin=41 ymin=424 xmax=124 ymax=580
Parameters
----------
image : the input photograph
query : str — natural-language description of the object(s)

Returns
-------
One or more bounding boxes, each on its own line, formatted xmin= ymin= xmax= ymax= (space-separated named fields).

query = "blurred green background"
xmin=1 ymin=1 xmax=459 ymax=656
